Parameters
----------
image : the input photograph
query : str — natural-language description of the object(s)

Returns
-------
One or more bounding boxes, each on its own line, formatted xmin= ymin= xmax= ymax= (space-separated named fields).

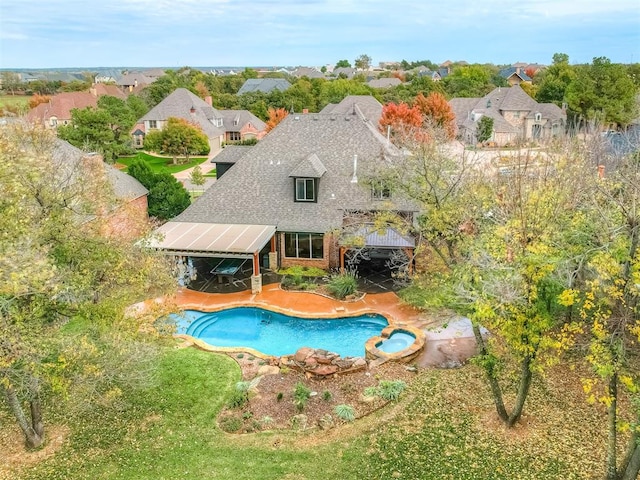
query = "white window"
xmin=535 ymin=112 xmax=542 ymax=122
xmin=149 ymin=120 xmax=157 ymax=129
xmin=295 ymin=178 xmax=316 ymax=202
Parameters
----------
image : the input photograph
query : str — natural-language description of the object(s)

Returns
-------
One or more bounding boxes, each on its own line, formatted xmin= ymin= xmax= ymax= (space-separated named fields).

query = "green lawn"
xmin=6 ymin=346 xmax=610 ymax=480
xmin=0 ymin=94 xmax=30 ymax=114
xmin=117 ymin=152 xmax=209 ymax=174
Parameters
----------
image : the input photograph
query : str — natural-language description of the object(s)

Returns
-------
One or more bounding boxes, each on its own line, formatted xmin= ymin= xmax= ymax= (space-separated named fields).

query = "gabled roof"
xmin=174 ymin=113 xmax=416 ymax=233
xmin=483 ymin=85 xmax=538 ymax=111
xmin=237 ymin=78 xmax=291 ymax=95
xmin=140 ymin=88 xmax=225 ymax=139
xmin=27 ymin=92 xmax=99 ymax=122
xmin=367 ymin=78 xmax=402 ymax=89
xmin=218 ymin=110 xmax=267 ymax=132
xmin=319 ymin=95 xmax=383 ymax=124
xmin=116 ymin=73 xmax=155 ymax=87
xmin=289 ymin=153 xmax=327 ymax=178
xmin=52 ymin=140 xmax=148 ymax=201
xmin=213 ymin=145 xmax=254 ymax=164
xmin=499 ymin=67 xmax=532 ymax=82
xmin=333 ymin=67 xmax=357 ymax=78
xmin=292 ymin=67 xmax=324 ymax=78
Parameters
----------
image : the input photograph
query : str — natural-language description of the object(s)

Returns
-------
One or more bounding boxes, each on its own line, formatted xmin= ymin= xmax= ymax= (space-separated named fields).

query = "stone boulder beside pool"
xmin=281 ymin=347 xmax=368 ymax=378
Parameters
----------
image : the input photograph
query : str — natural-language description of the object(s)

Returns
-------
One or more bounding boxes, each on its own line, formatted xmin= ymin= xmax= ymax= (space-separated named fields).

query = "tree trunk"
xmin=472 ymin=324 xmax=509 ymax=422
xmin=2 ymin=384 xmax=45 ymax=449
xmin=606 ymin=373 xmax=618 ymax=480
xmin=619 ymin=430 xmax=639 ymax=480
xmin=507 ymin=354 xmax=533 ymax=427
xmin=620 ymin=443 xmax=639 ymax=480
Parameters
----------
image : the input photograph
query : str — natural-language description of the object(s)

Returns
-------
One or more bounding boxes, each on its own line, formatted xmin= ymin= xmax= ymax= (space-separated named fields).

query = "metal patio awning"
xmin=148 ymin=222 xmax=276 ymax=258
xmin=351 ymin=226 xmax=415 ymax=248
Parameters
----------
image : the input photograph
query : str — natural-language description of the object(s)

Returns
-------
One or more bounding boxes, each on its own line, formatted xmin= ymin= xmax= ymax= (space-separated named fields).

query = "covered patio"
xmin=148 ymin=222 xmax=276 ymax=293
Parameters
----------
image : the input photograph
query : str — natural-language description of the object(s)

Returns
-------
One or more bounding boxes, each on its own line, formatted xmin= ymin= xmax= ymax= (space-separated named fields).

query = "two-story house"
xmin=149 ymin=106 xmax=418 ymax=292
xmin=449 ymin=85 xmax=566 ymax=146
xmin=132 ymin=88 xmax=266 ymax=154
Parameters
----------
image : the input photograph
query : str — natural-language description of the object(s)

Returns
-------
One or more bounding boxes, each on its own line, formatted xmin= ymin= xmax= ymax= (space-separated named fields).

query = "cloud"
xmin=0 ymin=0 xmax=637 ymax=67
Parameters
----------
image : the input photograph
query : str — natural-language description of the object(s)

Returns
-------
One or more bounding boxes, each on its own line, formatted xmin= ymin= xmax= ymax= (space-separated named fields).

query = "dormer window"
xmin=372 ymin=181 xmax=391 ymax=200
xmin=213 ymin=117 xmax=223 ymax=127
xmin=295 ymin=178 xmax=317 ymax=202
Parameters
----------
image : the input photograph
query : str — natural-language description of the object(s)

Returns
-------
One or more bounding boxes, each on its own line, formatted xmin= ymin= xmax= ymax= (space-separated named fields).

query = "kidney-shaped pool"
xmin=170 ymin=307 xmax=389 ymax=357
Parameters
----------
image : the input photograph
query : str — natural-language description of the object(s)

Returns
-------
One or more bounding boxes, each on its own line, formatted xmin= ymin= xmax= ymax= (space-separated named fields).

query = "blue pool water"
xmin=171 ymin=307 xmax=388 ymax=357
xmin=377 ymin=332 xmax=416 ymax=354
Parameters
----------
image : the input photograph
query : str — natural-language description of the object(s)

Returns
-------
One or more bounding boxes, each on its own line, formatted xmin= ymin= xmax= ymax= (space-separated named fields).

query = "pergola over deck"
xmin=339 ymin=226 xmax=416 ymax=274
xmin=149 ymin=222 xmax=276 ymax=292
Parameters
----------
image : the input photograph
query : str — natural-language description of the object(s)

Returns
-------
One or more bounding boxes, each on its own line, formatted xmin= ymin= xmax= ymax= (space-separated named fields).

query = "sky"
xmin=1 ymin=0 xmax=639 ymax=69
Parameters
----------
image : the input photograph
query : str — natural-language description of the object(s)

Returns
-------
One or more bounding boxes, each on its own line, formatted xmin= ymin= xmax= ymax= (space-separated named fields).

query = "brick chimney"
xmin=205 ymin=96 xmax=212 ymax=106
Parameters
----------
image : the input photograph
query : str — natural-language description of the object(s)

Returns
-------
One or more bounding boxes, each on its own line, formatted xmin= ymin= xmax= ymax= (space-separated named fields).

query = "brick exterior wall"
xmin=277 ymin=232 xmax=337 ymax=271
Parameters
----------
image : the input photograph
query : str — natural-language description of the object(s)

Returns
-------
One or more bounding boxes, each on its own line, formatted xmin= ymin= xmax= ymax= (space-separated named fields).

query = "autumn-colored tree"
xmin=194 ymin=80 xmax=210 ymax=100
xmin=379 ymin=102 xmax=422 ymax=137
xmin=560 ymin=153 xmax=640 ymax=480
xmin=28 ymin=93 xmax=50 ymax=109
xmin=265 ymin=107 xmax=289 ymax=132
xmin=392 ymin=71 xmax=406 ymax=83
xmin=414 ymin=92 xmax=456 ymax=139
xmin=0 ymin=124 xmax=174 ymax=448
xmin=525 ymin=67 xmax=537 ymax=79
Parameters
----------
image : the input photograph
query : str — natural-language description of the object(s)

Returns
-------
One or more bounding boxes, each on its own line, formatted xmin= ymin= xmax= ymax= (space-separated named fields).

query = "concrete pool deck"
xmin=171 ymin=284 xmax=480 ymax=367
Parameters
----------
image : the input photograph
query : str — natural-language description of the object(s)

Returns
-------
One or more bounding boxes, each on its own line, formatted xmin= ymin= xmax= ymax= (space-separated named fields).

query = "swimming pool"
xmin=171 ymin=307 xmax=389 ymax=357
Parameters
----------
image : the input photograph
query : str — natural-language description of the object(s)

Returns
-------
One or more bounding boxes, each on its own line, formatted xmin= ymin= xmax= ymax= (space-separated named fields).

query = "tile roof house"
xmin=450 ymin=85 xmax=566 ymax=146
xmin=26 ymin=85 xmax=126 ymax=129
xmin=133 ymin=88 xmax=267 ymax=154
xmin=237 ymin=78 xmax=292 ymax=95
xmin=156 ymin=110 xmax=419 ymax=291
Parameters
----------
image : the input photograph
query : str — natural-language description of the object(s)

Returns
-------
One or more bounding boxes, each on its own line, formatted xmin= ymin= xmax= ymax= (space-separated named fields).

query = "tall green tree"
xmin=57 ymin=107 xmax=116 ymax=159
xmin=443 ymin=65 xmax=494 ymax=98
xmin=565 ymin=57 xmax=638 ymax=127
xmin=354 ymin=54 xmax=372 ymax=71
xmin=535 ymin=53 xmax=576 ymax=106
xmin=127 ymin=159 xmax=191 ymax=220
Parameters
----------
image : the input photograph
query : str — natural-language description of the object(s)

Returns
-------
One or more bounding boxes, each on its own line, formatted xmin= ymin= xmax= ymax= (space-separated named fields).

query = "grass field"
xmin=0 ymin=94 xmax=30 ymax=114
xmin=117 ymin=152 xmax=209 ymax=174
xmin=1 ymin=345 xmax=614 ymax=480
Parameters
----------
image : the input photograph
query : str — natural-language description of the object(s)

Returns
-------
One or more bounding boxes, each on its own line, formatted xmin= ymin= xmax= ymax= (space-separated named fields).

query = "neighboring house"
xmin=499 ymin=66 xmax=532 ymax=86
xmin=319 ymin=95 xmax=383 ymax=124
xmin=218 ymin=110 xmax=267 ymax=143
xmin=95 ymin=69 xmax=123 ymax=84
xmin=332 ymin=67 xmax=358 ymax=79
xmin=450 ymin=85 xmax=566 ymax=146
xmin=53 ymin=139 xmax=149 ymax=239
xmin=26 ymin=85 xmax=126 ymax=129
xmin=237 ymin=78 xmax=291 ymax=95
xmin=133 ymin=88 xmax=267 ymax=153
xmin=151 ymin=110 xmax=419 ymax=292
xmin=367 ymin=77 xmax=402 ymax=89
xmin=117 ymin=72 xmax=155 ymax=92
xmin=291 ymin=67 xmax=325 ymax=79
xmin=413 ymin=67 xmax=442 ymax=81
